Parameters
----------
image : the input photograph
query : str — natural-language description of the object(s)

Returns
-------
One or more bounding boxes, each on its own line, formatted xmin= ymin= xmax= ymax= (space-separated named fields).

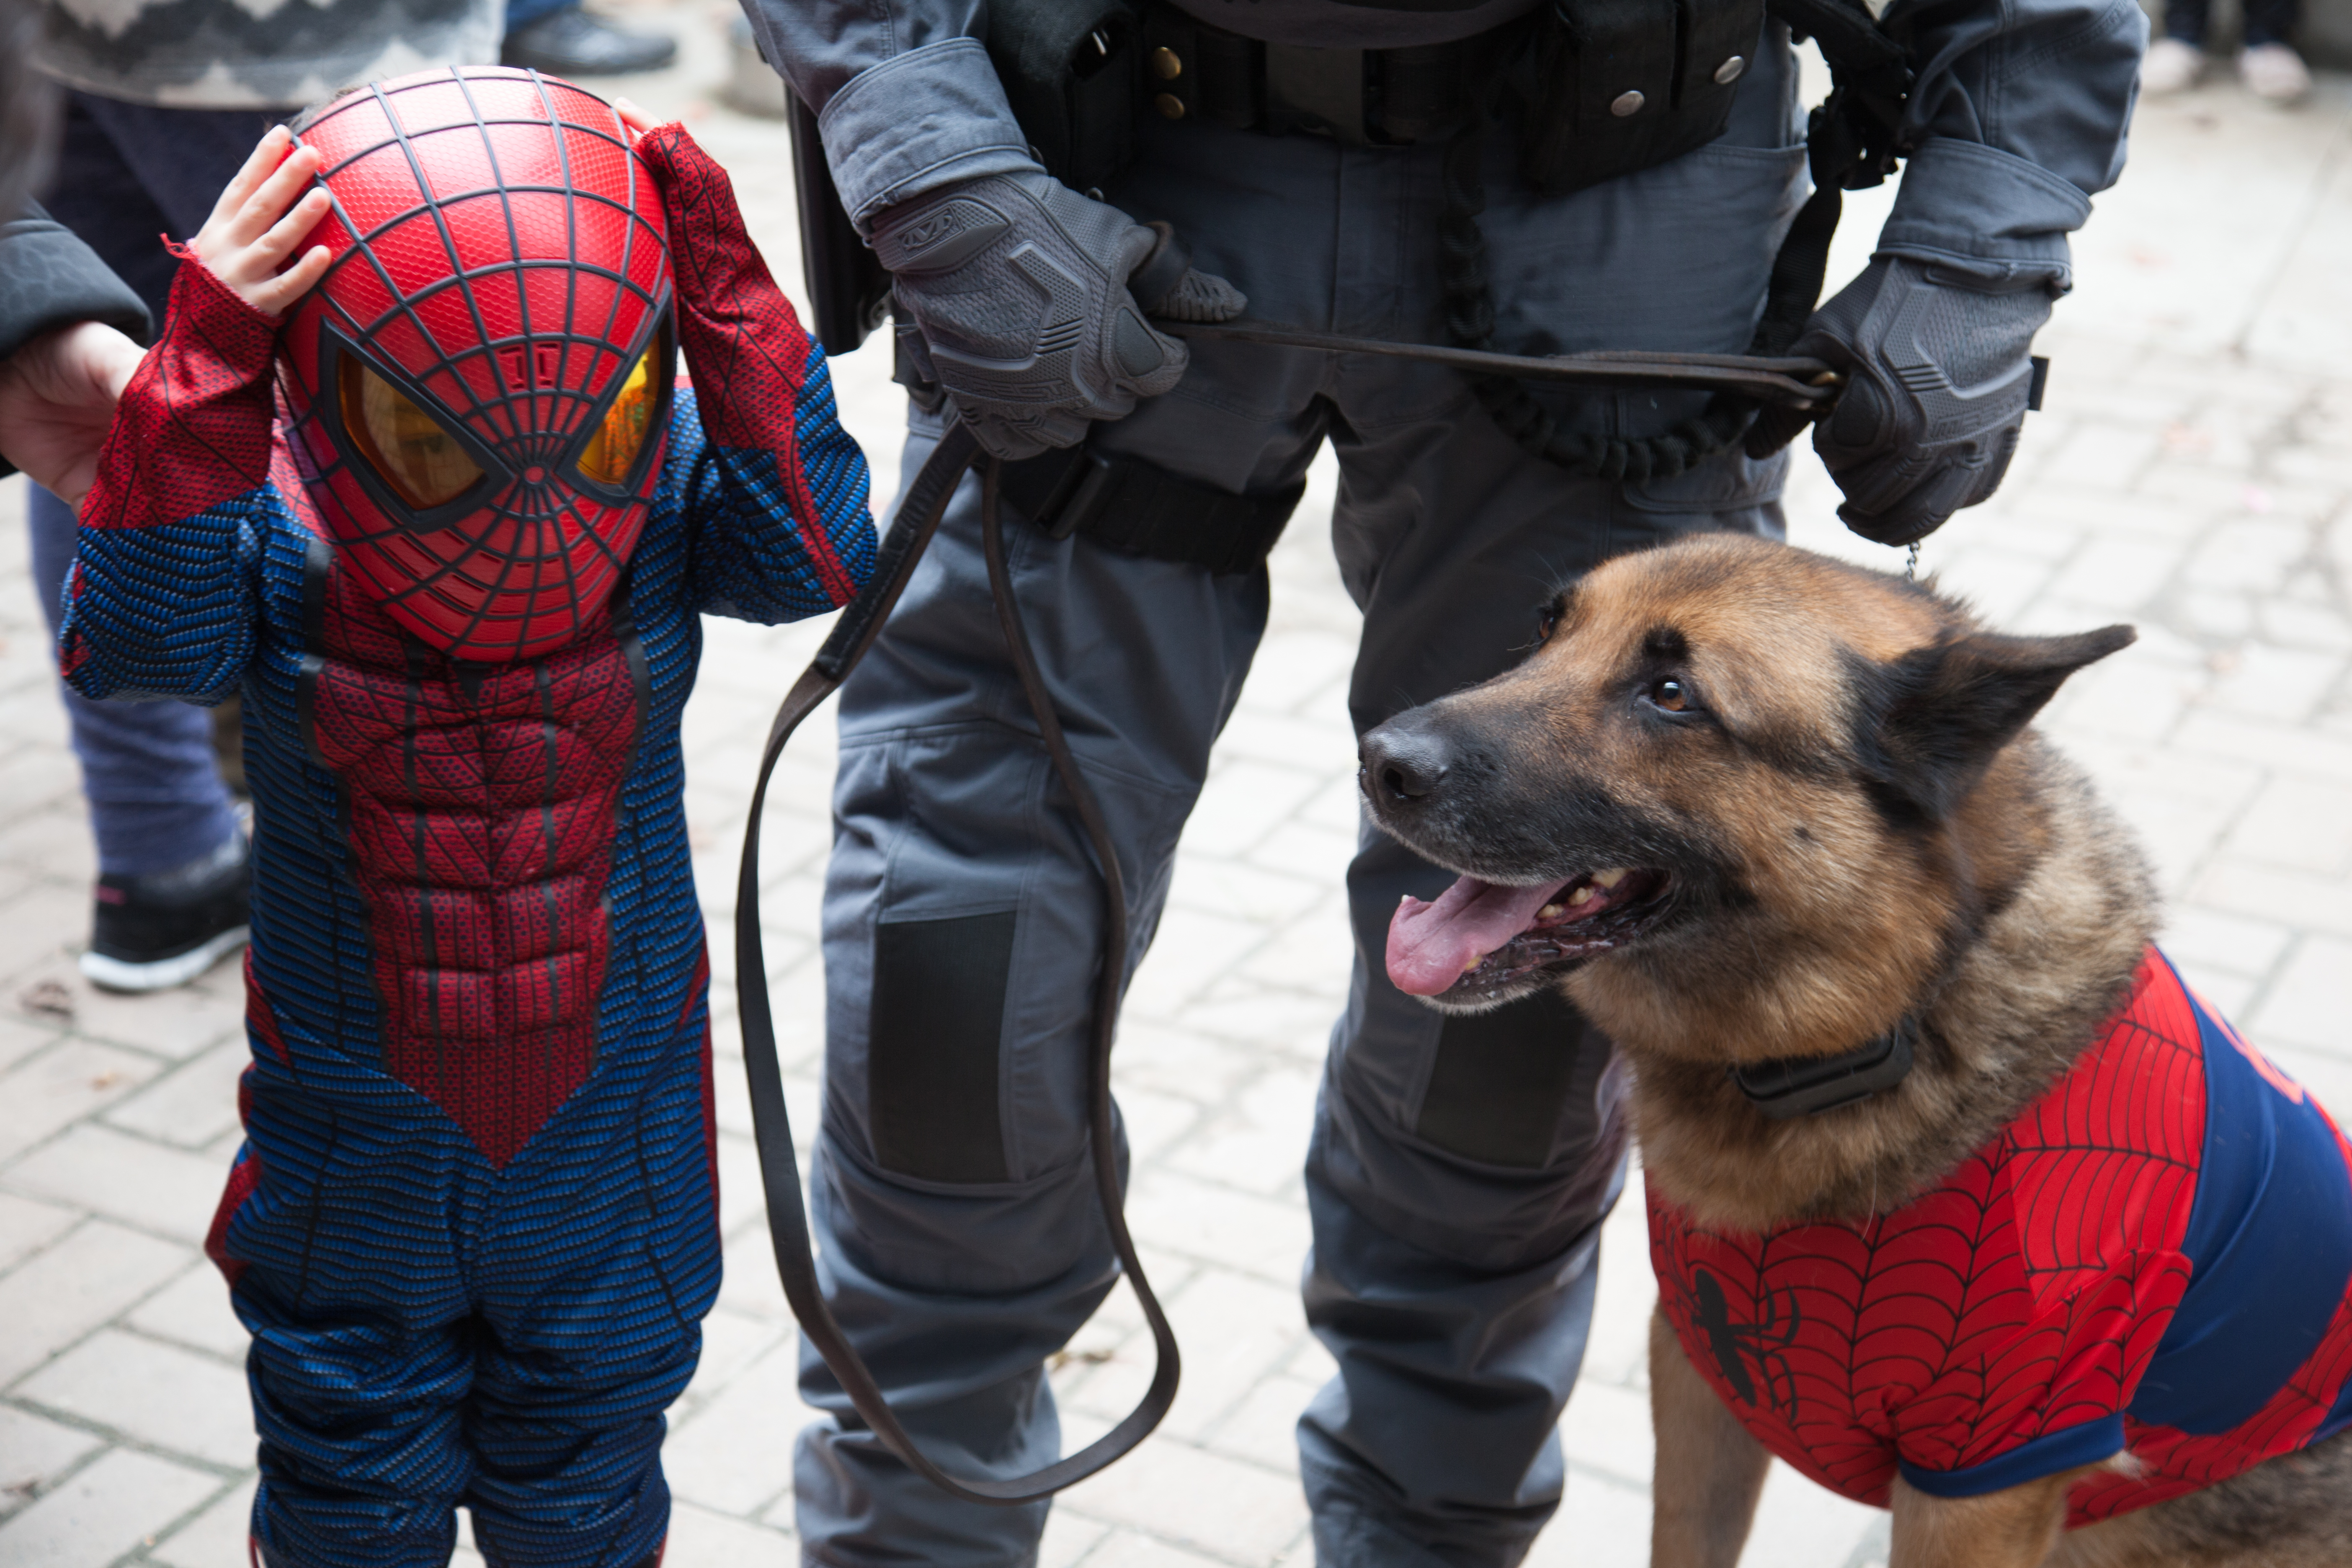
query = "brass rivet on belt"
xmin=1714 ymin=54 xmax=1746 ymax=83
xmin=1155 ymin=92 xmax=1187 ymax=120
xmin=1610 ymin=89 xmax=1645 ymax=116
xmin=1151 ymin=46 xmax=1183 ymax=80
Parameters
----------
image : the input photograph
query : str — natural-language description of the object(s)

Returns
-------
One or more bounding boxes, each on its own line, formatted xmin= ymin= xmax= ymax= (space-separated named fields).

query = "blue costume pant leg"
xmin=219 ymin=1009 xmax=720 ymax=1568
xmin=802 ymin=44 xmax=1806 ymax=1567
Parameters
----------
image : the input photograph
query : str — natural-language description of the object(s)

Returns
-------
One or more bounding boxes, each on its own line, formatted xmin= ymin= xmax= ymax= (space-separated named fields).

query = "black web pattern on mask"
xmin=290 ymin=67 xmax=671 ymax=660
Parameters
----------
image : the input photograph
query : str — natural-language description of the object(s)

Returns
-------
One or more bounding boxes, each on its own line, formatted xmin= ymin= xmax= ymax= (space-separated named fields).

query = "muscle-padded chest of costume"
xmin=1651 ymin=954 xmax=2352 ymax=1527
xmin=299 ymin=535 xmax=645 ymax=1167
xmin=296 ymin=541 xmax=644 ymax=1166
xmin=279 ymin=67 xmax=674 ymax=663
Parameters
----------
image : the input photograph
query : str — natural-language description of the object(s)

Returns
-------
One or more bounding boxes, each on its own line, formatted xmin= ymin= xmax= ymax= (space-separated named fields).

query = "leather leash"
xmin=737 ymin=423 xmax=1181 ymax=1504
xmin=1157 ymin=317 xmax=1841 ymax=408
xmin=740 ymin=325 xmax=1847 ymax=1501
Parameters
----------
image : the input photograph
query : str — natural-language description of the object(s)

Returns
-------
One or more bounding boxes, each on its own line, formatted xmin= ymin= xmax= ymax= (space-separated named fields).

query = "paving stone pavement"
xmin=3 ymin=16 xmax=2349 ymax=1565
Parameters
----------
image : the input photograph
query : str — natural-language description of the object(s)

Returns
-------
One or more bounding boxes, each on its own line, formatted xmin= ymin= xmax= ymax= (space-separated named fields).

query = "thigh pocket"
xmin=1413 ymin=989 xmax=1610 ymax=1170
xmin=870 ymin=909 xmax=1021 ymax=1183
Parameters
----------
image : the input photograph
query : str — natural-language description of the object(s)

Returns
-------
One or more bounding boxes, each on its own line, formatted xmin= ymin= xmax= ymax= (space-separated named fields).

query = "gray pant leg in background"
xmin=799 ymin=37 xmax=1805 ymax=1568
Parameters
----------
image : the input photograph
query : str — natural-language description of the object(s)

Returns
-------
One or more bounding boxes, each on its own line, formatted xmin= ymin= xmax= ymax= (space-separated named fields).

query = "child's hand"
xmin=191 ymin=126 xmax=333 ymax=317
xmin=612 ymin=97 xmax=664 ymax=145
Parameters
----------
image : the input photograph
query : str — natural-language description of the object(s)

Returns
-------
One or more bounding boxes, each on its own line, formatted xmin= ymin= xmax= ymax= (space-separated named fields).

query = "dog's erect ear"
xmin=1856 ymin=625 xmax=2136 ymax=821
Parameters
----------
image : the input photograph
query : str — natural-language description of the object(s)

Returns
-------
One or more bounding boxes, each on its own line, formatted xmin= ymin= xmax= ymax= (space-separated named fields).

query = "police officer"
xmin=738 ymin=0 xmax=2143 ymax=1555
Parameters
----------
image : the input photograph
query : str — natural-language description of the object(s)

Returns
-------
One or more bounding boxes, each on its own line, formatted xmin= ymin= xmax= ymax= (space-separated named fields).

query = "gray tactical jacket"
xmin=742 ymin=0 xmax=2143 ymax=291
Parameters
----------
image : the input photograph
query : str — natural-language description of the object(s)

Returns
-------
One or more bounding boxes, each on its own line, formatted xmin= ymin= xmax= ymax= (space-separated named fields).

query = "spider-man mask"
xmin=280 ymin=67 xmax=674 ymax=663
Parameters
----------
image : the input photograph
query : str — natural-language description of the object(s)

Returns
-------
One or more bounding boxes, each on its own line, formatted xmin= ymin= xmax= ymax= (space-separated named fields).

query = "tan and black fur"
xmin=1358 ymin=534 xmax=2352 ymax=1568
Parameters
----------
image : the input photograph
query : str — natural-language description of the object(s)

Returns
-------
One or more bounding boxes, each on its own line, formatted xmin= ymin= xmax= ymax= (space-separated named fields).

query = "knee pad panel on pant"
xmin=870 ymin=910 xmax=1016 ymax=1183
xmin=1321 ymin=983 xmax=1629 ymax=1270
xmin=1414 ymin=988 xmax=1608 ymax=1170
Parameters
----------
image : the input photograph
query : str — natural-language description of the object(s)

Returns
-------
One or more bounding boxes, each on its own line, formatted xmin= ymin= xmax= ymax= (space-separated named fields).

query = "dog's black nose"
xmin=1361 ymin=720 xmax=1452 ymax=804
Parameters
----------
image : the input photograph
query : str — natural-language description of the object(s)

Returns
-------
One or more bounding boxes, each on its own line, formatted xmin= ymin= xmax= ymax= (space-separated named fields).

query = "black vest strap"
xmin=998 ymin=441 xmax=1304 ymax=575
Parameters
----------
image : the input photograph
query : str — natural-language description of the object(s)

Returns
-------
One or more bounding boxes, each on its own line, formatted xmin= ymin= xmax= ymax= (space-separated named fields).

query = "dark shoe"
xmin=502 ymin=8 xmax=678 ymax=75
xmin=82 ymin=834 xmax=250 ymax=993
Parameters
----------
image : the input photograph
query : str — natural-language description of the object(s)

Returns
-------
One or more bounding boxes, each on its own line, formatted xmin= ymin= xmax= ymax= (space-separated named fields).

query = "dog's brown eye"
xmin=1536 ymin=602 xmax=1563 ymax=643
xmin=1653 ymin=678 xmax=1691 ymax=712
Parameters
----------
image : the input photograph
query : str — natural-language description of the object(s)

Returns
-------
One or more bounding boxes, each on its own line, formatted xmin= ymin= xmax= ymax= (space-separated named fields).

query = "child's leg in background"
xmin=26 ymin=486 xmax=239 ymax=878
xmin=30 ymin=92 xmax=268 ymax=983
xmin=2239 ymin=0 xmax=2300 ymax=49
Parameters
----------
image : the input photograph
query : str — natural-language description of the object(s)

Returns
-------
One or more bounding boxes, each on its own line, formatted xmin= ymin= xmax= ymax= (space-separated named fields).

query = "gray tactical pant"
xmin=798 ymin=38 xmax=1807 ymax=1567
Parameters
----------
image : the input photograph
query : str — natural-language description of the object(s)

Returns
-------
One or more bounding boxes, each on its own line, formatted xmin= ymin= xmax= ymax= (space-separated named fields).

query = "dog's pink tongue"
xmin=1387 ymin=875 xmax=1572 ymax=996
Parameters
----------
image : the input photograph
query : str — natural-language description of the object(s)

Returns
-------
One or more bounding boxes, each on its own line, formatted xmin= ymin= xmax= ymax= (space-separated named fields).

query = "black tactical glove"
xmin=1780 ymin=256 xmax=2053 ymax=547
xmin=871 ymin=171 xmax=1245 ymax=461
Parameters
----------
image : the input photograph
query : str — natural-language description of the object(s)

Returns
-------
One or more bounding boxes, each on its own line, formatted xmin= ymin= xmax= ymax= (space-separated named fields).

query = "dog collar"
xmin=1731 ymin=1016 xmax=1919 ymax=1120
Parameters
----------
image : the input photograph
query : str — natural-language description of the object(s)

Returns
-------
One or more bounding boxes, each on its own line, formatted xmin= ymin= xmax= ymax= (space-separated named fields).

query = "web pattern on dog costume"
xmin=1652 ymin=952 xmax=2352 ymax=1528
xmin=62 ymin=78 xmax=872 ymax=1568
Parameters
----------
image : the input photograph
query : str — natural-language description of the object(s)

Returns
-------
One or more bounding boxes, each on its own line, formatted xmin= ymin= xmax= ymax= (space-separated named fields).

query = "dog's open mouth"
xmin=1387 ymin=867 xmax=1672 ymax=1000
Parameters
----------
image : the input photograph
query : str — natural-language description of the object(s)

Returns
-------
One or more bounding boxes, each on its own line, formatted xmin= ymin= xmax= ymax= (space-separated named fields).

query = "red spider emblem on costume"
xmin=1679 ymin=1264 xmax=1806 ymax=1415
xmin=277 ymin=68 xmax=675 ymax=662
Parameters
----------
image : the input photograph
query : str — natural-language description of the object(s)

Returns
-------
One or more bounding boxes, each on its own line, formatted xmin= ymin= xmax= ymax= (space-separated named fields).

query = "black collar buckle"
xmin=1731 ymin=1016 xmax=1919 ymax=1121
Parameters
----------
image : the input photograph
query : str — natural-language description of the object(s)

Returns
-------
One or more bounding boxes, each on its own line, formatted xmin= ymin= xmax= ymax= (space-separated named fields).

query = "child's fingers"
xmin=612 ymin=96 xmax=657 ymax=139
xmin=229 ymin=143 xmax=322 ymax=246
xmin=206 ymin=126 xmax=293 ymax=235
xmin=248 ymin=245 xmax=333 ymax=316
xmin=255 ymin=187 xmax=333 ymax=262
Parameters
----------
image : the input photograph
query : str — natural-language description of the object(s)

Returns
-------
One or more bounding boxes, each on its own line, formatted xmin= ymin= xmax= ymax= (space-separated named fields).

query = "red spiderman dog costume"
xmin=1651 ymin=952 xmax=2352 ymax=1528
xmin=1362 ymin=534 xmax=2352 ymax=1557
xmin=63 ymin=69 xmax=872 ymax=1567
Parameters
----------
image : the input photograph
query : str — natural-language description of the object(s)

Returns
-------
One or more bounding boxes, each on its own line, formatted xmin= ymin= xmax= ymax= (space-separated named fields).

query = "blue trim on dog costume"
xmin=1900 ymin=1416 xmax=2125 ymax=1498
xmin=2128 ymin=957 xmax=2352 ymax=1436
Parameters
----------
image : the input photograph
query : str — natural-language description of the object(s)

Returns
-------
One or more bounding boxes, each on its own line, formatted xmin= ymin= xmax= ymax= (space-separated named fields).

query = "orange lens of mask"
xmin=577 ymin=333 xmax=662 ymax=486
xmin=339 ymin=356 xmax=484 ymax=510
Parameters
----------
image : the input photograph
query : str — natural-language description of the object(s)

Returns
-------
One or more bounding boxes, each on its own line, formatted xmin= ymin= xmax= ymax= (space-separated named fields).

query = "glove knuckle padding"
xmin=874 ymin=171 xmax=1185 ymax=456
xmin=1806 ymin=258 xmax=2048 ymax=542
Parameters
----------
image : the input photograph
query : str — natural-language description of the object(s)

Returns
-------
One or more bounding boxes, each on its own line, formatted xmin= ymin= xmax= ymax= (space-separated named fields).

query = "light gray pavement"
xmin=3 ymin=17 xmax=2350 ymax=1564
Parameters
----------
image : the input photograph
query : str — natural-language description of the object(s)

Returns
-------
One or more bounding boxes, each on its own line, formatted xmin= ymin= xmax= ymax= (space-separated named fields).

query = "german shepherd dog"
xmin=1359 ymin=534 xmax=2352 ymax=1568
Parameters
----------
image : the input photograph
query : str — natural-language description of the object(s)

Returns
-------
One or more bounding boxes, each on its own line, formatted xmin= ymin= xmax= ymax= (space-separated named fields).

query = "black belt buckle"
xmin=1263 ymin=43 xmax=1372 ymax=145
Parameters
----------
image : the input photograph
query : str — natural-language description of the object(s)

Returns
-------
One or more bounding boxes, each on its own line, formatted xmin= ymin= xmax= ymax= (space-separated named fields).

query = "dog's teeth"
xmin=1537 ymin=903 xmax=1565 ymax=921
xmin=1592 ymin=868 xmax=1629 ymax=890
xmin=1568 ymin=885 xmax=1596 ymax=907
xmin=1462 ymin=953 xmax=1485 ymax=973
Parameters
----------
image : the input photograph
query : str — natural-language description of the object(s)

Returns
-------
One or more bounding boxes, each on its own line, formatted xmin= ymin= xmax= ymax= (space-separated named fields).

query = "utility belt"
xmin=1137 ymin=8 xmax=1514 ymax=149
xmin=1137 ymin=0 xmax=1762 ymax=193
xmin=1014 ymin=0 xmax=1783 ymax=197
xmin=789 ymin=0 xmax=1899 ymax=358
xmin=782 ymin=0 xmax=1909 ymax=562
xmin=997 ymin=438 xmax=1305 ymax=575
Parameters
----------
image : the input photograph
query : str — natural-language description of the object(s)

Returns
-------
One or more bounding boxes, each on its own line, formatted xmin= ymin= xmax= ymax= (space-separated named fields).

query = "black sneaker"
xmin=501 ymin=8 xmax=678 ymax=75
xmin=82 ymin=835 xmax=251 ymax=993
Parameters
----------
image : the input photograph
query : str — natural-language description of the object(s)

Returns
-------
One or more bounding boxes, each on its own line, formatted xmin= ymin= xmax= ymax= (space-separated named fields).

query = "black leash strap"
xmin=737 ymin=423 xmax=1181 ymax=1504
xmin=1159 ymin=317 xmax=1837 ymax=408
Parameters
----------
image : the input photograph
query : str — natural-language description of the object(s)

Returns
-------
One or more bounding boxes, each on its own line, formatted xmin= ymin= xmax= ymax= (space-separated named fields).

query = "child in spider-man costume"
xmin=63 ymin=68 xmax=873 ymax=1568
xmin=1654 ymin=952 xmax=2352 ymax=1528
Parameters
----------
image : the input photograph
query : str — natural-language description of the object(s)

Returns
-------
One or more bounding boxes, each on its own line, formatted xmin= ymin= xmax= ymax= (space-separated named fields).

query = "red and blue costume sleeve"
xmin=61 ymin=257 xmax=278 ymax=703
xmin=631 ymin=122 xmax=875 ymax=624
